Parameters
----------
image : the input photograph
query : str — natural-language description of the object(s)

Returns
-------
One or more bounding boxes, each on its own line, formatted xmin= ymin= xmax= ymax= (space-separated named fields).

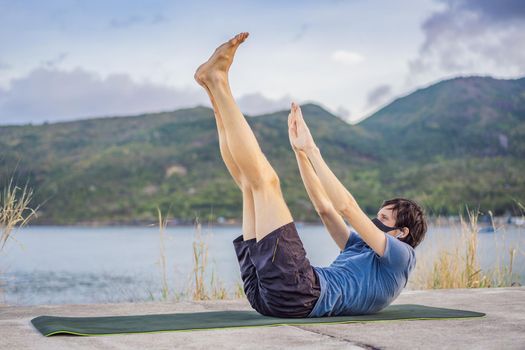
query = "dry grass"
xmin=190 ymin=217 xmax=240 ymax=300
xmin=191 ymin=217 xmax=208 ymax=300
xmin=233 ymin=280 xmax=245 ymax=299
xmin=210 ymin=269 xmax=229 ymax=300
xmin=0 ymin=178 xmax=38 ymax=250
xmin=152 ymin=212 xmax=245 ymax=302
xmin=0 ymin=177 xmax=39 ymax=304
xmin=411 ymin=207 xmax=523 ymax=289
xmin=157 ymin=207 xmax=170 ymax=301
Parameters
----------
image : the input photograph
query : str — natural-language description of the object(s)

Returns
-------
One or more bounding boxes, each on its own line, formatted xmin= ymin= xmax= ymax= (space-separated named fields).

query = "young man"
xmin=194 ymin=32 xmax=427 ymax=318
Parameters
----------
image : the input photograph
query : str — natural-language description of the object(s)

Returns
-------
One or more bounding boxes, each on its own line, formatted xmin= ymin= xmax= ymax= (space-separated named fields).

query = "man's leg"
xmin=198 ymin=82 xmax=255 ymax=241
xmin=195 ymin=32 xmax=293 ymax=242
xmin=197 ymin=57 xmax=262 ymax=310
xmin=194 ymin=33 xmax=319 ymax=318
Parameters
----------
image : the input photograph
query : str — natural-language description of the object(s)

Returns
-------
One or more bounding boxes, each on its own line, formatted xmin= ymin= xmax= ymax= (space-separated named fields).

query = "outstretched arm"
xmin=289 ymin=102 xmax=387 ymax=256
xmin=294 ymin=150 xmax=350 ymax=250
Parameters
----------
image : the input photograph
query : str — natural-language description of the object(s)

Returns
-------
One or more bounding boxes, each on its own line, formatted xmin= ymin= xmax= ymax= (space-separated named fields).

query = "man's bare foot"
xmin=194 ymin=32 xmax=249 ymax=87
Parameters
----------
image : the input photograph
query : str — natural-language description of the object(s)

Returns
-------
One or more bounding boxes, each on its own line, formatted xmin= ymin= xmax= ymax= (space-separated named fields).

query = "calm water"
xmin=0 ymin=223 xmax=523 ymax=305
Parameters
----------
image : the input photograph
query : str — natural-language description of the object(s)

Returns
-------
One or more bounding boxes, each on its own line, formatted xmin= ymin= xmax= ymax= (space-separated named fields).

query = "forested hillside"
xmin=1 ymin=76 xmax=523 ymax=224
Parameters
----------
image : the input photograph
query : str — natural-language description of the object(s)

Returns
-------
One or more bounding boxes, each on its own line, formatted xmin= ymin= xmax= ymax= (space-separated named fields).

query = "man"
xmin=194 ymin=32 xmax=427 ymax=318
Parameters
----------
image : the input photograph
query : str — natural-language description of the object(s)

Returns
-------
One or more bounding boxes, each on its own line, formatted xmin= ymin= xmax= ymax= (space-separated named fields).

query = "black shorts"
xmin=233 ymin=221 xmax=321 ymax=318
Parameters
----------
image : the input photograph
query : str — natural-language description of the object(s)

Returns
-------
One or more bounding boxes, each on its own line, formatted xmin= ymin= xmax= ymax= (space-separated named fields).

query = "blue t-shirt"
xmin=308 ymin=229 xmax=416 ymax=317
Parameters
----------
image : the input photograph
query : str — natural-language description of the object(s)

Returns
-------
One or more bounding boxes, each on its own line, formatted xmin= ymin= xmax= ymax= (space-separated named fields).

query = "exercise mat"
xmin=31 ymin=304 xmax=486 ymax=336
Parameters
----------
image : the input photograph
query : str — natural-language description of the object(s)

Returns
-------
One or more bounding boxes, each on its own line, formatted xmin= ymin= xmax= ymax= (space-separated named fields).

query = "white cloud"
xmin=237 ymin=92 xmax=294 ymax=116
xmin=0 ymin=61 xmax=11 ymax=70
xmin=41 ymin=52 xmax=68 ymax=68
xmin=407 ymin=0 xmax=525 ymax=84
xmin=0 ymin=67 xmax=294 ymax=125
xmin=0 ymin=67 xmax=205 ymax=124
xmin=366 ymin=84 xmax=392 ymax=108
xmin=331 ymin=50 xmax=365 ymax=65
xmin=336 ymin=105 xmax=351 ymax=122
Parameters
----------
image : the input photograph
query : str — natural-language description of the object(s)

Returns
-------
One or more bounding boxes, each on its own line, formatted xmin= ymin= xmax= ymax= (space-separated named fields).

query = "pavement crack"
xmin=291 ymin=325 xmax=383 ymax=350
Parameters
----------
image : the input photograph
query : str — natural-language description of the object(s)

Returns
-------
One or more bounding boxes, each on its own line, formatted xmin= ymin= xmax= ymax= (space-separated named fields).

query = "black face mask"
xmin=372 ymin=217 xmax=400 ymax=233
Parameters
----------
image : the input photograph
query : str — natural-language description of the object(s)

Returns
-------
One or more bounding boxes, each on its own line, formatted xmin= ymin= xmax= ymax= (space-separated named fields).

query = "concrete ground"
xmin=1 ymin=287 xmax=524 ymax=350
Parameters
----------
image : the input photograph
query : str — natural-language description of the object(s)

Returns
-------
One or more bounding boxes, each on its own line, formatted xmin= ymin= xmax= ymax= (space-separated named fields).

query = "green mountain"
xmin=356 ymin=76 xmax=525 ymax=217
xmin=359 ymin=76 xmax=525 ymax=160
xmin=1 ymin=76 xmax=524 ymax=225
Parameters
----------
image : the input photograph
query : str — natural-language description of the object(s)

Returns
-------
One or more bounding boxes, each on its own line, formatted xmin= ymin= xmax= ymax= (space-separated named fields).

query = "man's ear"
xmin=401 ymin=227 xmax=410 ymax=239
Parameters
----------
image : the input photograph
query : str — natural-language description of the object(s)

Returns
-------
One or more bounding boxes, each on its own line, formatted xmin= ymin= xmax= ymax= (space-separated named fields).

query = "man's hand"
xmin=288 ymin=102 xmax=317 ymax=153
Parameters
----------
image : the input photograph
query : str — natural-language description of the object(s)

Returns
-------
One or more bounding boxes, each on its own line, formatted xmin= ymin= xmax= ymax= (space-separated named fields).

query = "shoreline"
xmin=23 ymin=215 xmax=522 ymax=228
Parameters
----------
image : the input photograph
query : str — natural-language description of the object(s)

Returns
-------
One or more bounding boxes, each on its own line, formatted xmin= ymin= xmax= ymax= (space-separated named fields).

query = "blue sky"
xmin=0 ymin=0 xmax=524 ymax=125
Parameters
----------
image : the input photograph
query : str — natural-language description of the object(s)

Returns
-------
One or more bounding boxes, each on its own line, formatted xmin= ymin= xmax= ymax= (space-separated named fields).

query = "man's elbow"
xmin=338 ymin=198 xmax=360 ymax=218
xmin=316 ymin=201 xmax=336 ymax=216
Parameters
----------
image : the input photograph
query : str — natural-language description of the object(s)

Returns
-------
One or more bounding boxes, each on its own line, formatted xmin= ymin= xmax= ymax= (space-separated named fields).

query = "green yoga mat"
xmin=31 ymin=304 xmax=485 ymax=337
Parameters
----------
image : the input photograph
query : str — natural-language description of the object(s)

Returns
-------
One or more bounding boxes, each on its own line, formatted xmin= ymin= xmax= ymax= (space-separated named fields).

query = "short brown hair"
xmin=380 ymin=198 xmax=427 ymax=249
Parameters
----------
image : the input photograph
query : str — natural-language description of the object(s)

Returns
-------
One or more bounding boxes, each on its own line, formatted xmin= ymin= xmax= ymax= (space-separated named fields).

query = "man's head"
xmin=376 ymin=198 xmax=427 ymax=249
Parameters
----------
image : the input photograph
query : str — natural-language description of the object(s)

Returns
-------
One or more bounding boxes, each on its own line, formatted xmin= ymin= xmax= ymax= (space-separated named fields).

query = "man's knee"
xmin=241 ymin=169 xmax=280 ymax=192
